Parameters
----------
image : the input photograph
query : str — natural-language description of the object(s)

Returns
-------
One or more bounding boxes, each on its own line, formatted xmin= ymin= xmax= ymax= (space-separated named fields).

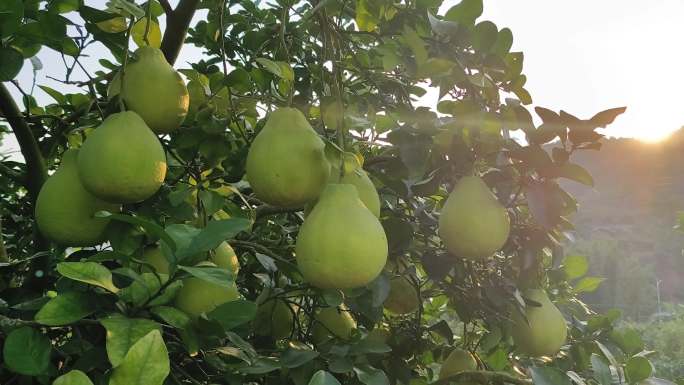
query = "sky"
xmin=3 ymin=0 xmax=684 ymax=160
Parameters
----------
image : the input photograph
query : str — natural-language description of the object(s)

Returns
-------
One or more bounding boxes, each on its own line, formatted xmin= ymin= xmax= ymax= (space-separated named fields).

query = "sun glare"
xmin=634 ymin=128 xmax=676 ymax=143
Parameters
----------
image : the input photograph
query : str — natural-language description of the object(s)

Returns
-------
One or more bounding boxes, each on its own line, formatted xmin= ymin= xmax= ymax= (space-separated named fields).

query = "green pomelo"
xmin=254 ymin=290 xmax=294 ymax=339
xmin=245 ymin=107 xmax=330 ymax=207
xmin=77 ymin=111 xmax=167 ymax=203
xmin=365 ymin=326 xmax=390 ymax=345
xmin=384 ymin=276 xmax=419 ymax=314
xmin=438 ymin=176 xmax=510 ymax=259
xmin=35 ymin=149 xmax=119 ymax=246
xmin=296 ymin=184 xmax=388 ymax=289
xmin=174 ymin=264 xmax=240 ymax=317
xmin=325 ymin=152 xmax=380 ymax=217
xmin=311 ymin=305 xmax=356 ymax=344
xmin=439 ymin=348 xmax=477 ymax=380
xmin=511 ymin=289 xmax=567 ymax=357
xmin=113 ymin=46 xmax=189 ymax=133
xmin=139 ymin=245 xmax=169 ymax=274
xmin=138 ymin=241 xmax=239 ymax=276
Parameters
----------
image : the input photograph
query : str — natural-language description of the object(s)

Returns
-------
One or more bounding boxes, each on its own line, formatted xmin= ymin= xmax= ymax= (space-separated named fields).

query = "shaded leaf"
xmin=109 ymin=330 xmax=170 ymax=385
xmin=35 ymin=291 xmax=96 ymax=326
xmin=3 ymin=327 xmax=51 ymax=375
xmin=100 ymin=316 xmax=161 ymax=367
xmin=57 ymin=262 xmax=119 ymax=293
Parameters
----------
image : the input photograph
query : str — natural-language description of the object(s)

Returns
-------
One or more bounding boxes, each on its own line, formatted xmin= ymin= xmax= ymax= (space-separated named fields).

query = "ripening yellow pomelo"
xmin=210 ymin=241 xmax=240 ymax=275
xmin=174 ymin=263 xmax=239 ymax=317
xmin=35 ymin=149 xmax=119 ymax=246
xmin=245 ymin=108 xmax=330 ymax=207
xmin=295 ymin=184 xmax=388 ymax=289
xmin=254 ymin=289 xmax=294 ymax=339
xmin=438 ymin=176 xmax=510 ymax=259
xmin=383 ymin=276 xmax=419 ymax=314
xmin=110 ymin=46 xmax=189 ymax=133
xmin=77 ymin=111 xmax=167 ymax=203
xmin=311 ymin=305 xmax=357 ymax=343
xmin=511 ymin=289 xmax=567 ymax=357
xmin=439 ymin=348 xmax=477 ymax=380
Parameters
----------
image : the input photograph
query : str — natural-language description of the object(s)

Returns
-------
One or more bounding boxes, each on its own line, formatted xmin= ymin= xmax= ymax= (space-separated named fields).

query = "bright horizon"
xmin=3 ymin=0 xmax=683 ymax=161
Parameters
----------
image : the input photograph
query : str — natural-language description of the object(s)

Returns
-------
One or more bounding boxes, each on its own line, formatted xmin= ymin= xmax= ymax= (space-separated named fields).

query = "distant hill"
xmin=560 ymin=129 xmax=684 ymax=318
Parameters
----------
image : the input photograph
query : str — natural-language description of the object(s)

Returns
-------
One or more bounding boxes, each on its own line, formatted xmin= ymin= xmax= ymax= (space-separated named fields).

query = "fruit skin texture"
xmin=338 ymin=168 xmax=380 ymax=217
xmin=210 ymin=242 xmax=240 ymax=275
xmin=35 ymin=149 xmax=119 ymax=246
xmin=139 ymin=245 xmax=169 ymax=274
xmin=78 ymin=111 xmax=167 ymax=203
xmin=438 ymin=176 xmax=510 ymax=259
xmin=295 ymin=184 xmax=388 ymax=289
xmin=116 ymin=46 xmax=189 ymax=133
xmin=254 ymin=290 xmax=294 ymax=339
xmin=311 ymin=306 xmax=357 ymax=344
xmin=174 ymin=263 xmax=239 ymax=317
xmin=246 ymin=108 xmax=330 ymax=207
xmin=439 ymin=348 xmax=477 ymax=380
xmin=384 ymin=276 xmax=419 ymax=314
xmin=511 ymin=289 xmax=567 ymax=357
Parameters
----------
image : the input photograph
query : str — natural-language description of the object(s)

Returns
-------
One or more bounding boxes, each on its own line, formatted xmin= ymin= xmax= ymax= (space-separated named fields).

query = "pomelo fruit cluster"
xmin=35 ymin=46 xmax=188 ymax=246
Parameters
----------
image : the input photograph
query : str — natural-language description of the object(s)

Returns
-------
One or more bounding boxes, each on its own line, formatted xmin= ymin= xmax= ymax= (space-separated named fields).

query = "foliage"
xmin=0 ymin=0 xmax=662 ymax=384
xmin=625 ymin=304 xmax=684 ymax=381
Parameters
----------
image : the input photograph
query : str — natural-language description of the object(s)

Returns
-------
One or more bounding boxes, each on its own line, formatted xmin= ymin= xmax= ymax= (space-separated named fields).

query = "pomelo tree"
xmin=0 ymin=0 xmax=666 ymax=384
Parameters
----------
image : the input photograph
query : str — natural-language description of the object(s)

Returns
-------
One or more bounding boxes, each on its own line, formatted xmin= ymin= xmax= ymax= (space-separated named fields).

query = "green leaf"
xmin=96 ymin=212 xmax=176 ymax=252
xmin=309 ymin=370 xmax=342 ymax=385
xmin=150 ymin=305 xmax=191 ymax=329
xmin=178 ymin=265 xmax=234 ymax=288
xmin=35 ymin=291 xmax=96 ymax=326
xmin=610 ymin=328 xmax=644 ymax=356
xmin=473 ymin=21 xmax=498 ymax=52
xmin=207 ymin=300 xmax=257 ymax=330
xmin=57 ymin=262 xmax=119 ymax=293
xmin=0 ymin=46 xmax=24 ymax=81
xmin=3 ymin=327 xmax=51 ymax=375
xmin=574 ymin=277 xmax=605 ymax=293
xmin=106 ymin=0 xmax=145 ymax=18
xmin=401 ymin=27 xmax=427 ymax=66
xmin=355 ymin=0 xmax=379 ymax=32
xmin=625 ymin=357 xmax=652 ymax=383
xmin=53 ymin=370 xmax=94 ymax=385
xmin=39 ymin=85 xmax=67 ymax=104
xmin=556 ymin=163 xmax=594 ymax=186
xmin=100 ymin=316 xmax=162 ymax=367
xmin=256 ymin=58 xmax=283 ymax=78
xmin=492 ymin=27 xmax=513 ymax=56
xmin=0 ymin=0 xmax=23 ymax=38
xmin=354 ymin=365 xmax=389 ymax=385
xmin=109 ymin=330 xmax=170 ymax=385
xmin=530 ymin=367 xmax=571 ymax=385
xmin=281 ymin=343 xmax=320 ymax=368
xmin=147 ymin=279 xmax=183 ymax=307
xmin=176 ymin=218 xmax=251 ymax=259
xmin=225 ymin=68 xmax=252 ymax=93
xmin=444 ymin=0 xmax=483 ymax=25
xmin=590 ymin=354 xmax=613 ymax=385
xmin=48 ymin=0 xmax=79 ymax=13
xmin=563 ymin=255 xmax=589 ymax=280
xmin=118 ymin=272 xmax=165 ymax=306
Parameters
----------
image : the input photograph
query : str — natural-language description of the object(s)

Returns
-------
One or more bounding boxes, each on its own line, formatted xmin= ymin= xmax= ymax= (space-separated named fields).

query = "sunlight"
xmin=633 ymin=127 xmax=677 ymax=143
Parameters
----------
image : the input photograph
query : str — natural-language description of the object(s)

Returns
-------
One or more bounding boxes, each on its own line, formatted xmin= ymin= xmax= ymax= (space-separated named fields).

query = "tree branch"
xmin=255 ymin=204 xmax=301 ymax=220
xmin=0 ymin=83 xmax=47 ymax=204
xmin=159 ymin=0 xmax=173 ymax=15
xmin=0 ymin=217 xmax=8 ymax=263
xmin=160 ymin=0 xmax=200 ymax=65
